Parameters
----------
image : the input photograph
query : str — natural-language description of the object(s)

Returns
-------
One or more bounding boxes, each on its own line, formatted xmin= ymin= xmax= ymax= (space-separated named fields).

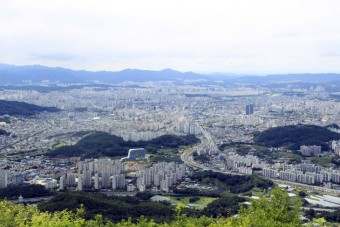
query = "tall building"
xmin=246 ymin=104 xmax=254 ymax=115
xmin=77 ymin=175 xmax=83 ymax=191
xmin=101 ymin=172 xmax=111 ymax=188
xmin=0 ymin=171 xmax=8 ymax=188
xmin=94 ymin=173 xmax=99 ymax=189
xmin=83 ymin=170 xmax=92 ymax=188
xmin=300 ymin=145 xmax=322 ymax=156
xmin=112 ymin=174 xmax=125 ymax=190
xmin=59 ymin=175 xmax=65 ymax=190
xmin=67 ymin=173 xmax=76 ymax=188
xmin=8 ymin=172 xmax=24 ymax=185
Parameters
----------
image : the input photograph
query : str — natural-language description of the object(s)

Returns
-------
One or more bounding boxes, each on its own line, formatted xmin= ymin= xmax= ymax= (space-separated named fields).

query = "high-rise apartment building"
xmin=246 ymin=104 xmax=254 ymax=115
xmin=0 ymin=171 xmax=8 ymax=188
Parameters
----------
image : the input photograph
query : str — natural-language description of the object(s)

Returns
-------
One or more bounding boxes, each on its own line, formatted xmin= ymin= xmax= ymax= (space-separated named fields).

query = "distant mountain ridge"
xmin=0 ymin=63 xmax=340 ymax=84
xmin=232 ymin=73 xmax=340 ymax=84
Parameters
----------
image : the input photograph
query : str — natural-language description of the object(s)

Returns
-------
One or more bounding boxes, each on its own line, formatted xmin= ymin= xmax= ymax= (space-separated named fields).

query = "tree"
xmin=298 ymin=191 xmax=307 ymax=198
xmin=232 ymin=187 xmax=302 ymax=227
xmin=305 ymin=209 xmax=316 ymax=220
xmin=0 ymin=189 xmax=334 ymax=226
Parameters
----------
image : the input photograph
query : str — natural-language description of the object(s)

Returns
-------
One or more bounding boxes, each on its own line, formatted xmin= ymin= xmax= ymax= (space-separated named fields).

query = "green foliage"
xmin=322 ymin=207 xmax=340 ymax=223
xmin=188 ymin=196 xmax=200 ymax=203
xmin=0 ymin=200 xmax=88 ymax=227
xmin=149 ymin=134 xmax=200 ymax=148
xmin=193 ymin=153 xmax=210 ymax=162
xmin=308 ymin=156 xmax=333 ymax=167
xmin=0 ymin=188 xmax=334 ymax=226
xmin=190 ymin=171 xmax=274 ymax=193
xmin=0 ymin=100 xmax=59 ymax=116
xmin=331 ymin=156 xmax=340 ymax=166
xmin=0 ymin=184 xmax=53 ymax=199
xmin=135 ymin=192 xmax=154 ymax=200
xmin=149 ymin=148 xmax=183 ymax=163
xmin=47 ymin=132 xmax=200 ymax=159
xmin=304 ymin=208 xmax=316 ymax=220
xmin=173 ymin=188 xmax=221 ymax=198
xmin=298 ymin=191 xmax=307 ymax=198
xmin=233 ymin=187 xmax=302 ymax=227
xmin=254 ymin=124 xmax=340 ymax=150
xmin=201 ymin=195 xmax=246 ymax=218
xmin=218 ymin=142 xmax=253 ymax=151
xmin=38 ymin=191 xmax=175 ymax=223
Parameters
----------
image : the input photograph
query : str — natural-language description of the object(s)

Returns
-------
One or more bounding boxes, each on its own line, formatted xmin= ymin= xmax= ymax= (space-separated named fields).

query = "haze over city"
xmin=1 ymin=1 xmax=340 ymax=226
xmin=1 ymin=0 xmax=340 ymax=74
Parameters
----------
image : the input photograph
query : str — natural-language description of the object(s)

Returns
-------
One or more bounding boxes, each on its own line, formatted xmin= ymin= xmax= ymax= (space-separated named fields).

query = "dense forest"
xmin=1 ymin=187 xmax=325 ymax=226
xmin=189 ymin=171 xmax=274 ymax=194
xmin=0 ymin=184 xmax=53 ymax=199
xmin=38 ymin=192 xmax=175 ymax=223
xmin=0 ymin=100 xmax=60 ymax=116
xmin=47 ymin=132 xmax=200 ymax=159
xmin=38 ymin=191 xmax=248 ymax=223
xmin=254 ymin=124 xmax=340 ymax=150
xmin=321 ymin=208 xmax=340 ymax=223
xmin=200 ymin=195 xmax=246 ymax=218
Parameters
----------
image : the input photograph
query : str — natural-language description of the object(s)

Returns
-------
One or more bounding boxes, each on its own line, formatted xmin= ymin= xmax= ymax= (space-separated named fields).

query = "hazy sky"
xmin=1 ymin=0 xmax=340 ymax=74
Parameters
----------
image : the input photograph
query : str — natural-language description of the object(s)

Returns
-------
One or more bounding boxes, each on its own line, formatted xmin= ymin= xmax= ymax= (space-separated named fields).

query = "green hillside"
xmin=1 ymin=187 xmax=327 ymax=226
xmin=38 ymin=191 xmax=248 ymax=223
xmin=189 ymin=171 xmax=274 ymax=194
xmin=38 ymin=192 xmax=174 ymax=223
xmin=0 ymin=185 xmax=53 ymax=199
xmin=0 ymin=100 xmax=60 ymax=116
xmin=254 ymin=124 xmax=340 ymax=150
xmin=47 ymin=132 xmax=200 ymax=159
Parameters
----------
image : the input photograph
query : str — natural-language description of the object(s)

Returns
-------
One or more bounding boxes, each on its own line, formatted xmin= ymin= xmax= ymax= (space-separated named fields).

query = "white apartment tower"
xmin=0 ymin=171 xmax=8 ymax=189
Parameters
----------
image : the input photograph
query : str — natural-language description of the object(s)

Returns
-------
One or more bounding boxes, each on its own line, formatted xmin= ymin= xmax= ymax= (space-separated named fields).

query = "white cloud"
xmin=0 ymin=0 xmax=340 ymax=74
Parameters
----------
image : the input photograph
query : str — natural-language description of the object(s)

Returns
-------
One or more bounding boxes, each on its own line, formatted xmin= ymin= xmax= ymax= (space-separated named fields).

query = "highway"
xmin=181 ymin=125 xmax=340 ymax=197
xmin=181 ymin=124 xmax=224 ymax=173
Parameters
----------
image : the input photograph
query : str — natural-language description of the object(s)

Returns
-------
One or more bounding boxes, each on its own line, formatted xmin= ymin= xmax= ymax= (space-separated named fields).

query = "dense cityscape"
xmin=1 ymin=0 xmax=340 ymax=225
xmin=1 ymin=81 xmax=340 ymax=202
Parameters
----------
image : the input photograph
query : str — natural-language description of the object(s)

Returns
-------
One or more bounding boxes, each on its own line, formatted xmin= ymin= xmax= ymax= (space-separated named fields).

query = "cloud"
xmin=29 ymin=53 xmax=80 ymax=61
xmin=0 ymin=0 xmax=340 ymax=73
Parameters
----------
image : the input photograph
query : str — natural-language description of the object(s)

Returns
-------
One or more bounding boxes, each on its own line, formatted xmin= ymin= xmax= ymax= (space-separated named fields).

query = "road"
xmin=181 ymin=124 xmax=223 ymax=172
xmin=180 ymin=146 xmax=203 ymax=169
xmin=181 ymin=125 xmax=340 ymax=196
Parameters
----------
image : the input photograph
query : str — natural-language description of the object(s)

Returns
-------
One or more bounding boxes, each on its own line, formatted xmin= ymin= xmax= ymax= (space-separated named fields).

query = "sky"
xmin=0 ymin=0 xmax=340 ymax=74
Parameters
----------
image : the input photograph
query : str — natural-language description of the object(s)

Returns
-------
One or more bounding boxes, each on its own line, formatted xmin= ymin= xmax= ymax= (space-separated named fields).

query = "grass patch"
xmin=307 ymin=156 xmax=332 ymax=167
xmin=149 ymin=148 xmax=182 ymax=163
xmin=166 ymin=196 xmax=217 ymax=208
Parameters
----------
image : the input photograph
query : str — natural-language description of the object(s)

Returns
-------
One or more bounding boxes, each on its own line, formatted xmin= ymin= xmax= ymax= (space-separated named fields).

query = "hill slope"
xmin=0 ymin=187 xmax=313 ymax=226
xmin=47 ymin=132 xmax=200 ymax=159
xmin=1 ymin=63 xmax=340 ymax=84
xmin=254 ymin=124 xmax=340 ymax=150
xmin=0 ymin=100 xmax=60 ymax=116
xmin=0 ymin=64 xmax=209 ymax=83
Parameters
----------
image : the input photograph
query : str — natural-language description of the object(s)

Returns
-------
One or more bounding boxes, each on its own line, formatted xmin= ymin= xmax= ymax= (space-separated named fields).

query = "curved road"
xmin=181 ymin=126 xmax=340 ymax=196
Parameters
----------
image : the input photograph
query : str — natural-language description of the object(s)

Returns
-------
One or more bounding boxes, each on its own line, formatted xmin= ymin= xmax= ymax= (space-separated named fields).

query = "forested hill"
xmin=47 ymin=132 xmax=200 ymax=159
xmin=254 ymin=124 xmax=340 ymax=150
xmin=1 ymin=187 xmax=329 ymax=226
xmin=0 ymin=100 xmax=60 ymax=116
